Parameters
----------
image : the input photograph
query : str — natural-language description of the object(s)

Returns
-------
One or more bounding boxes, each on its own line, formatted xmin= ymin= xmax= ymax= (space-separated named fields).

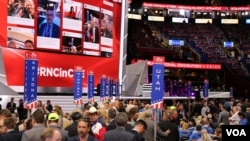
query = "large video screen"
xmin=0 ymin=0 xmax=121 ymax=90
xmin=6 ymin=0 xmax=118 ymax=57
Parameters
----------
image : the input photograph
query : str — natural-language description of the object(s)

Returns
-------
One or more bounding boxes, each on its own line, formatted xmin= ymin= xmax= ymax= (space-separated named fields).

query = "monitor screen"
xmin=1 ymin=0 xmax=122 ymax=90
xmin=169 ymin=39 xmax=184 ymax=46
xmin=223 ymin=41 xmax=234 ymax=48
xmin=246 ymin=19 xmax=250 ymax=24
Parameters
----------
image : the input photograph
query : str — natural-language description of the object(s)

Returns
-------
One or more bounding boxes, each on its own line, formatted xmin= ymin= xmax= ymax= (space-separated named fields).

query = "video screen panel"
xmin=62 ymin=31 xmax=82 ymax=54
xmin=169 ymin=39 xmax=184 ymax=46
xmin=100 ymin=8 xmax=113 ymax=57
xmin=6 ymin=0 xmax=120 ymax=57
xmin=83 ymin=4 xmax=100 ymax=56
xmin=7 ymin=26 xmax=35 ymax=50
xmin=7 ymin=0 xmax=35 ymax=26
xmin=221 ymin=19 xmax=238 ymax=24
xmin=223 ymin=41 xmax=234 ymax=48
xmin=172 ymin=17 xmax=188 ymax=23
xmin=62 ymin=0 xmax=83 ymax=31
xmin=195 ymin=19 xmax=213 ymax=24
xmin=37 ymin=0 xmax=61 ymax=50
xmin=246 ymin=19 xmax=250 ymax=24
xmin=1 ymin=0 xmax=122 ymax=90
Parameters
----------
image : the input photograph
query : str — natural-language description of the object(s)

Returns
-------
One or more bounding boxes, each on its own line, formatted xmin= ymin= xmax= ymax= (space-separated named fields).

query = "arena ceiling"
xmin=130 ymin=0 xmax=250 ymax=7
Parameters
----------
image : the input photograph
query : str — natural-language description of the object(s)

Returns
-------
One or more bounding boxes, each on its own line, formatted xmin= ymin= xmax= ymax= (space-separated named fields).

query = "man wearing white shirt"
xmin=229 ymin=106 xmax=241 ymax=125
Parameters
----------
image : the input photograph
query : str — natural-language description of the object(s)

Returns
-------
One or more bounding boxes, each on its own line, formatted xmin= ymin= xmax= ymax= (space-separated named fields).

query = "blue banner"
xmin=114 ymin=80 xmax=119 ymax=97
xmin=203 ymin=79 xmax=209 ymax=99
xmin=187 ymin=81 xmax=192 ymax=97
xmin=107 ymin=77 xmax=113 ymax=98
xmin=100 ymin=76 xmax=107 ymax=101
xmin=230 ymin=87 xmax=233 ymax=97
xmin=88 ymin=73 xmax=94 ymax=102
xmin=73 ymin=70 xmax=83 ymax=105
xmin=151 ymin=64 xmax=164 ymax=109
xmin=24 ymin=58 xmax=38 ymax=109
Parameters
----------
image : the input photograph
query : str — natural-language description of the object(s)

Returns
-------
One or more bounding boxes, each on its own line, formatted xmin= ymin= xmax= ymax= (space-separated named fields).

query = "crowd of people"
xmin=0 ymin=97 xmax=250 ymax=141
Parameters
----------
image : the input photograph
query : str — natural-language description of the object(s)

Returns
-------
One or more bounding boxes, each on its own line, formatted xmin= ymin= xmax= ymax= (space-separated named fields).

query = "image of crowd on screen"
xmin=7 ymin=39 xmax=34 ymax=50
xmin=8 ymin=0 xmax=35 ymax=19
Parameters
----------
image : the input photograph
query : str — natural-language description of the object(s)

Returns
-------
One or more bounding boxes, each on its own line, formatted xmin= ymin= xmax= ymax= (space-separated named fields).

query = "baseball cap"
xmin=48 ymin=113 xmax=59 ymax=121
xmin=88 ymin=106 xmax=98 ymax=114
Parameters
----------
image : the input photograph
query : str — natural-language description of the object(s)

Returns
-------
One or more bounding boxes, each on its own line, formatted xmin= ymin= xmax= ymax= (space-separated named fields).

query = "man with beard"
xmin=67 ymin=119 xmax=98 ymax=141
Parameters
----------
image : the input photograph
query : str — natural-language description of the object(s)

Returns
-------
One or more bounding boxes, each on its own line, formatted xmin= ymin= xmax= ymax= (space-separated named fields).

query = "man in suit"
xmin=143 ymin=110 xmax=170 ymax=141
xmin=85 ymin=10 xmax=91 ymax=23
xmin=21 ymin=109 xmax=46 ymax=141
xmin=216 ymin=105 xmax=230 ymax=125
xmin=38 ymin=7 xmax=60 ymax=38
xmin=0 ymin=117 xmax=22 ymax=141
xmin=84 ymin=22 xmax=93 ymax=42
xmin=17 ymin=98 xmax=27 ymax=122
xmin=107 ymin=109 xmax=116 ymax=131
xmin=6 ymin=97 xmax=16 ymax=113
xmin=130 ymin=119 xmax=147 ymax=141
xmin=104 ymin=112 xmax=136 ymax=141
xmin=67 ymin=119 xmax=98 ymax=141
xmin=177 ymin=103 xmax=188 ymax=124
xmin=46 ymin=100 xmax=53 ymax=113
xmin=91 ymin=18 xmax=99 ymax=43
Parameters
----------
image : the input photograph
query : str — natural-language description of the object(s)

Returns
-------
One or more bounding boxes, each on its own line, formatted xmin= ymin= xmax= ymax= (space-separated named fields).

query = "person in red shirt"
xmin=67 ymin=6 xmax=76 ymax=19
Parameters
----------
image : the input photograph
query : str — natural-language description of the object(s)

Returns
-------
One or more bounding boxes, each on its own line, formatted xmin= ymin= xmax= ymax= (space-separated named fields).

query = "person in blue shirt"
xmin=179 ymin=120 xmax=191 ymax=141
xmin=188 ymin=118 xmax=196 ymax=134
xmin=189 ymin=124 xmax=202 ymax=141
xmin=238 ymin=112 xmax=248 ymax=125
xmin=201 ymin=117 xmax=214 ymax=134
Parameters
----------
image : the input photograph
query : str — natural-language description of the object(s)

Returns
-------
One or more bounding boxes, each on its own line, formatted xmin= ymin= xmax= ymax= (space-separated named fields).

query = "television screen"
xmin=246 ymin=19 xmax=250 ymax=24
xmin=221 ymin=19 xmax=238 ymax=24
xmin=169 ymin=39 xmax=184 ymax=46
xmin=128 ymin=14 xmax=142 ymax=20
xmin=223 ymin=41 xmax=234 ymax=48
xmin=195 ymin=19 xmax=213 ymax=24
xmin=172 ymin=17 xmax=188 ymax=23
xmin=1 ymin=0 xmax=122 ymax=92
xmin=148 ymin=16 xmax=164 ymax=22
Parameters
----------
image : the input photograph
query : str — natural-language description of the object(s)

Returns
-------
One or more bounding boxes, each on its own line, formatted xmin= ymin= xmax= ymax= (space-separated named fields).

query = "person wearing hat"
xmin=65 ymin=111 xmax=82 ymax=137
xmin=88 ymin=106 xmax=106 ymax=141
xmin=47 ymin=112 xmax=69 ymax=141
